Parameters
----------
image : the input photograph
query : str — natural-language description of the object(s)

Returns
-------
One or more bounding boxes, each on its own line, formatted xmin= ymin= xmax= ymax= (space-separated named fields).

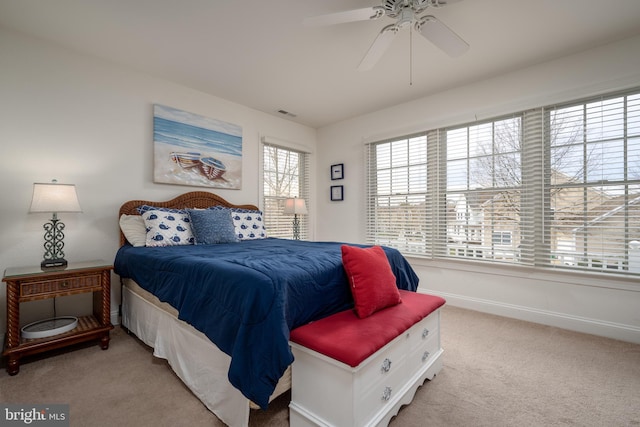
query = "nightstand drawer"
xmin=20 ymin=273 xmax=102 ymax=297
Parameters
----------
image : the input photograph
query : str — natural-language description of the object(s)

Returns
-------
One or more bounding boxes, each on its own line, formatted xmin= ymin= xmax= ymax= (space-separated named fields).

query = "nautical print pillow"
xmin=142 ymin=209 xmax=194 ymax=247
xmin=231 ymin=210 xmax=267 ymax=240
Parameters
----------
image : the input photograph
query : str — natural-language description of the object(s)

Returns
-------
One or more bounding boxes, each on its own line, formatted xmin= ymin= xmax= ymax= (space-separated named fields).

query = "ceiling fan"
xmin=305 ymin=0 xmax=469 ymax=71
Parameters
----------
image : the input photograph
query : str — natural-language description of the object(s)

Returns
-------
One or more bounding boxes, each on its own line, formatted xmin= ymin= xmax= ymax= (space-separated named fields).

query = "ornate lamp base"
xmin=292 ymin=214 xmax=301 ymax=240
xmin=41 ymin=214 xmax=68 ymax=269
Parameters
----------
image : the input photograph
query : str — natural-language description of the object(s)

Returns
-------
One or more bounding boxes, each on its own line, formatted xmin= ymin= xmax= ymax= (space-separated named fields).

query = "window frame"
xmin=261 ymin=141 xmax=310 ymax=240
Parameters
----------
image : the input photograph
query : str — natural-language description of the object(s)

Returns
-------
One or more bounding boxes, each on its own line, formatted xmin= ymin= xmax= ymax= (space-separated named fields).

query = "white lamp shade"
xmin=29 ymin=183 xmax=82 ymax=213
xmin=284 ymin=198 xmax=307 ymax=215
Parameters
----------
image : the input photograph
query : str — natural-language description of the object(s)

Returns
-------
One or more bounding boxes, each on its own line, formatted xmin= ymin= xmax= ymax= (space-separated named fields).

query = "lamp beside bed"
xmin=284 ymin=197 xmax=307 ymax=240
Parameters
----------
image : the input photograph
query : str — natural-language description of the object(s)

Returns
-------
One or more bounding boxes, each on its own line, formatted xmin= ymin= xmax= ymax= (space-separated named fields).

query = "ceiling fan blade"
xmin=304 ymin=6 xmax=384 ymax=27
xmin=357 ymin=24 xmax=398 ymax=71
xmin=431 ymin=0 xmax=464 ymax=6
xmin=416 ymin=15 xmax=469 ymax=57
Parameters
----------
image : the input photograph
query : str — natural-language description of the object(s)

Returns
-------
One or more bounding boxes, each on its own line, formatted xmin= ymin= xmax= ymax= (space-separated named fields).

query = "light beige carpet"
xmin=1 ymin=306 xmax=639 ymax=426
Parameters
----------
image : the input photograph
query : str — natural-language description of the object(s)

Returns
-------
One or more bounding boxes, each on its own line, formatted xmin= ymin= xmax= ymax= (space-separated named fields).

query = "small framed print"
xmin=331 ymin=163 xmax=344 ymax=180
xmin=331 ymin=185 xmax=344 ymax=201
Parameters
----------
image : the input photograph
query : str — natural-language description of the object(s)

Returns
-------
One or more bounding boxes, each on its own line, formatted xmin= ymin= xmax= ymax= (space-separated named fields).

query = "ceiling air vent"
xmin=277 ymin=109 xmax=297 ymax=118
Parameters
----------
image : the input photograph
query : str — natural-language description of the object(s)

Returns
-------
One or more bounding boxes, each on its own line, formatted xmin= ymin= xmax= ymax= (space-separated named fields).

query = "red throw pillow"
xmin=341 ymin=245 xmax=402 ymax=318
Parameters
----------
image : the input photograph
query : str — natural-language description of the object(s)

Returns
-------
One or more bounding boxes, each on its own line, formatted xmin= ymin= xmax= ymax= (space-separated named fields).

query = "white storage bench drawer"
xmin=289 ymin=290 xmax=445 ymax=427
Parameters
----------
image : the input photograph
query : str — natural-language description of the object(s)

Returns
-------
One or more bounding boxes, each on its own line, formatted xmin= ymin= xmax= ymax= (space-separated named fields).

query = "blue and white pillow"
xmin=142 ymin=209 xmax=194 ymax=247
xmin=187 ymin=208 xmax=239 ymax=245
xmin=231 ymin=210 xmax=267 ymax=240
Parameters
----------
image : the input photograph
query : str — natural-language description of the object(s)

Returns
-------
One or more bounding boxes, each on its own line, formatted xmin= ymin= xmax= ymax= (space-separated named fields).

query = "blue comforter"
xmin=113 ymin=238 xmax=418 ymax=409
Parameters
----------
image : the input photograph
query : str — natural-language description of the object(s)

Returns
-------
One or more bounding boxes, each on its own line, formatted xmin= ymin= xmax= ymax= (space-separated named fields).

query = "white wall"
xmin=0 ymin=27 xmax=317 ymax=334
xmin=315 ymin=35 xmax=640 ymax=343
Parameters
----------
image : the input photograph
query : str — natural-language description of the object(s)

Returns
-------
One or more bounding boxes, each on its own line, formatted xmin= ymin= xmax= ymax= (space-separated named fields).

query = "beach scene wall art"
xmin=153 ymin=104 xmax=242 ymax=189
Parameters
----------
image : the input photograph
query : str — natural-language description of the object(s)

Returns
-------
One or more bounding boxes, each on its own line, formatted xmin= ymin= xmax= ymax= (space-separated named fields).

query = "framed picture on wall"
xmin=331 ymin=163 xmax=344 ymax=180
xmin=331 ymin=185 xmax=344 ymax=201
xmin=153 ymin=104 xmax=243 ymax=189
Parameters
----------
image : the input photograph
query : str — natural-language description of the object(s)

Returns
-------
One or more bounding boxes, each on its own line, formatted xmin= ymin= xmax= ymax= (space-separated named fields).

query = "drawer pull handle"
xmin=422 ymin=328 xmax=429 ymax=339
xmin=381 ymin=358 xmax=392 ymax=373
xmin=422 ymin=351 xmax=430 ymax=362
xmin=382 ymin=386 xmax=392 ymax=401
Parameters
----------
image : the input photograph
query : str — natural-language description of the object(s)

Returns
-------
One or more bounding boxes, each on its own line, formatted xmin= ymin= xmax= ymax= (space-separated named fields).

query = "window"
xmin=365 ymin=88 xmax=640 ymax=277
xmin=444 ymin=117 xmax=523 ymax=263
xmin=545 ymin=92 xmax=640 ymax=272
xmin=262 ymin=142 xmax=310 ymax=239
xmin=365 ymin=134 xmax=430 ymax=256
xmin=492 ymin=231 xmax=512 ymax=246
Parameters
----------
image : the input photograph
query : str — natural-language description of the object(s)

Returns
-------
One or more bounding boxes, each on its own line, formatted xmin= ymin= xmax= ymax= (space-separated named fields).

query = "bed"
xmin=113 ymin=191 xmax=419 ymax=427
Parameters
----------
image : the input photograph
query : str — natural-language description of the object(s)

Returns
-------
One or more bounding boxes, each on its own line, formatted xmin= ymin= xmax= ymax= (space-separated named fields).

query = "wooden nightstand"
xmin=2 ymin=260 xmax=113 ymax=375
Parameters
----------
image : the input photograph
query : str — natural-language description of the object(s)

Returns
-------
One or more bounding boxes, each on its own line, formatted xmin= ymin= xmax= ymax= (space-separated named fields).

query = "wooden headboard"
xmin=118 ymin=191 xmax=259 ymax=246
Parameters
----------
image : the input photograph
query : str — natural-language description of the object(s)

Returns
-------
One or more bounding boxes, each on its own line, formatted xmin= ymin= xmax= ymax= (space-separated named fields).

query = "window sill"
xmin=406 ymin=256 xmax=640 ymax=293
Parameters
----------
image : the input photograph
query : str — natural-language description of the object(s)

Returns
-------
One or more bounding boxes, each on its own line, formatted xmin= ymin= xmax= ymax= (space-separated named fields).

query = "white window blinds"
xmin=365 ymin=87 xmax=640 ymax=277
xmin=262 ymin=142 xmax=310 ymax=239
xmin=365 ymin=134 xmax=430 ymax=257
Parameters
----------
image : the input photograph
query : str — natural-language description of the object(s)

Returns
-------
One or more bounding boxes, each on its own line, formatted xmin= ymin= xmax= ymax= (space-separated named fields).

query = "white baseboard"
xmin=111 ymin=309 xmax=120 ymax=326
xmin=421 ymin=290 xmax=640 ymax=344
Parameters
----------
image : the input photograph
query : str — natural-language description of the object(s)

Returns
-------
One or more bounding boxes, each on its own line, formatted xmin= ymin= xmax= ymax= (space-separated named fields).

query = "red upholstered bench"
xmin=288 ymin=290 xmax=446 ymax=427
xmin=290 ymin=290 xmax=445 ymax=367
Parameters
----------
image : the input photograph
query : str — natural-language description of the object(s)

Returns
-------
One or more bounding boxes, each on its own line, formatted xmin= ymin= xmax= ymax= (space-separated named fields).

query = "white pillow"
xmin=119 ymin=214 xmax=147 ymax=247
xmin=142 ymin=210 xmax=195 ymax=247
xmin=231 ymin=210 xmax=267 ymax=240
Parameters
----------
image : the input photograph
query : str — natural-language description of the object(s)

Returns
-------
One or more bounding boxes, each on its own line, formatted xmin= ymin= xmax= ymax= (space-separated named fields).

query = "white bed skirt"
xmin=122 ymin=280 xmax=290 ymax=427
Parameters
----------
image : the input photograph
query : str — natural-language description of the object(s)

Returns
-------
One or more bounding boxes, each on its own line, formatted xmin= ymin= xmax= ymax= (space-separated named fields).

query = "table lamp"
xmin=284 ymin=197 xmax=307 ymax=240
xmin=29 ymin=179 xmax=82 ymax=268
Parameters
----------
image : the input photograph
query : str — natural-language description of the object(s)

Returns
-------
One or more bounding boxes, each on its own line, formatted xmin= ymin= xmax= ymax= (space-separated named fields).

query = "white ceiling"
xmin=2 ymin=0 xmax=640 ymax=128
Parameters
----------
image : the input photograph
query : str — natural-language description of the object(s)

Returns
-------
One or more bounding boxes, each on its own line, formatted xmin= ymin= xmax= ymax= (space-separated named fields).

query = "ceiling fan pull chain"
xmin=410 ymin=28 xmax=413 ymax=86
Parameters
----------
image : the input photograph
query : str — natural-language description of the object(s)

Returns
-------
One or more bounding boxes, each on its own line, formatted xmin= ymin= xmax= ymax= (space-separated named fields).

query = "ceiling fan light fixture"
xmin=397 ymin=6 xmax=415 ymax=28
xmin=305 ymin=0 xmax=469 ymax=71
